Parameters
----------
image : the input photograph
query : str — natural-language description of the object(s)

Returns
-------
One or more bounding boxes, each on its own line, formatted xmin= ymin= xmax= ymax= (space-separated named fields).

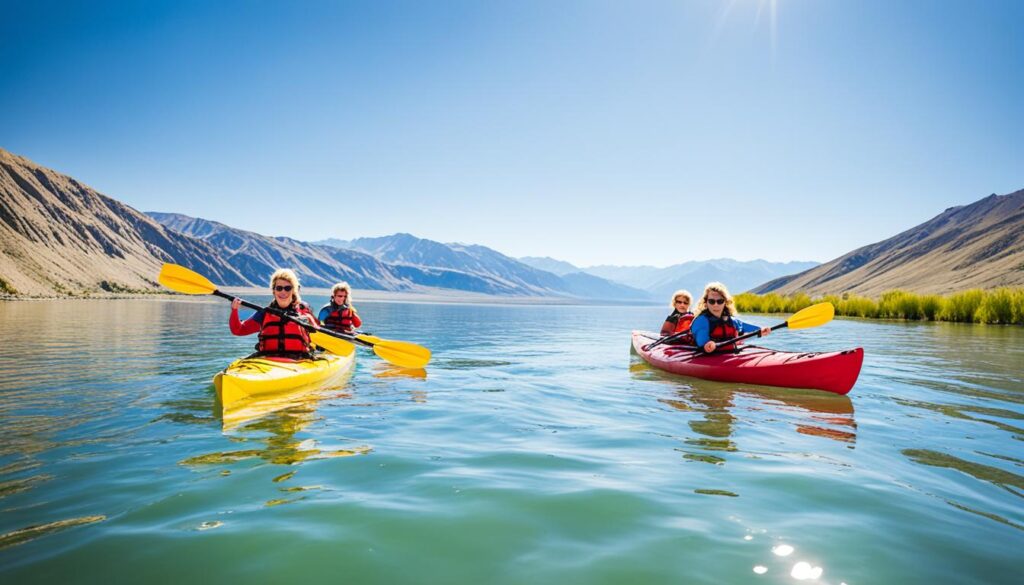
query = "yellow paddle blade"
xmin=158 ymin=263 xmax=217 ymax=295
xmin=309 ymin=331 xmax=356 ymax=357
xmin=355 ymin=333 xmax=384 ymax=345
xmin=371 ymin=340 xmax=432 ymax=369
xmin=786 ymin=302 xmax=835 ymax=330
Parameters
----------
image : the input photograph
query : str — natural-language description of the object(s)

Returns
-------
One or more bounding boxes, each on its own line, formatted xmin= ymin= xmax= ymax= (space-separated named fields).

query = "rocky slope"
xmin=753 ymin=190 xmax=1024 ymax=296
xmin=0 ymin=148 xmax=247 ymax=296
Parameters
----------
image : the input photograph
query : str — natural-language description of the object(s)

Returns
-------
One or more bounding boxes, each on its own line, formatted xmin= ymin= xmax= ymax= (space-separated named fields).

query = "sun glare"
xmin=717 ymin=0 xmax=780 ymax=61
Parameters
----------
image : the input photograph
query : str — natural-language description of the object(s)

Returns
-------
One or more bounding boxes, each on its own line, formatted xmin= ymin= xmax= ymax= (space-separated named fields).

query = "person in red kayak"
xmin=660 ymin=289 xmax=695 ymax=342
xmin=318 ymin=282 xmax=362 ymax=335
xmin=229 ymin=268 xmax=318 ymax=359
xmin=690 ymin=282 xmax=770 ymax=353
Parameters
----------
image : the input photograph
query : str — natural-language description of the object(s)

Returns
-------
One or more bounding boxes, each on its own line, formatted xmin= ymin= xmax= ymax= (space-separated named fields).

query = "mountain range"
xmin=754 ymin=190 xmax=1024 ymax=296
xmin=517 ymin=256 xmax=820 ymax=299
xmin=2 ymin=146 xmax=1020 ymax=300
xmin=152 ymin=216 xmax=650 ymax=300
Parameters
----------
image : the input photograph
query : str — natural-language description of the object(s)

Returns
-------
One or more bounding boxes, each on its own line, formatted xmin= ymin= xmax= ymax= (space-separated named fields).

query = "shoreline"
xmin=0 ymin=287 xmax=659 ymax=307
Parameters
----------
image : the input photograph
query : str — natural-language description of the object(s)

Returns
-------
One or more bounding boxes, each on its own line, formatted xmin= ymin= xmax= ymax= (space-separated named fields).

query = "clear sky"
xmin=2 ymin=0 xmax=1021 ymax=267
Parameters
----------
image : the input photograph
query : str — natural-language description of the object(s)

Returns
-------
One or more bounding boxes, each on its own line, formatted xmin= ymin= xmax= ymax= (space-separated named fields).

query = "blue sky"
xmin=2 ymin=0 xmax=1021 ymax=267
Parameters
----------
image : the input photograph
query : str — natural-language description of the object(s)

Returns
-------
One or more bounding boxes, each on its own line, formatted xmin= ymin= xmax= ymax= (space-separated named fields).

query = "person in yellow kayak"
xmin=660 ymin=289 xmax=695 ymax=342
xmin=230 ymin=268 xmax=318 ymax=358
xmin=317 ymin=281 xmax=362 ymax=335
xmin=690 ymin=282 xmax=770 ymax=353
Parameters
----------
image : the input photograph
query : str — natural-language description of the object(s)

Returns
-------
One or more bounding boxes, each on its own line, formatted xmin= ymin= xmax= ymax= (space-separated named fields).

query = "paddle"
xmin=644 ymin=302 xmax=835 ymax=352
xmin=158 ymin=263 xmax=432 ymax=367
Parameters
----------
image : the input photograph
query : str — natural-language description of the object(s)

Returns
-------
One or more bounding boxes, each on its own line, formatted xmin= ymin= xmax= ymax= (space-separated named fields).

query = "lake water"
xmin=1 ymin=297 xmax=1022 ymax=584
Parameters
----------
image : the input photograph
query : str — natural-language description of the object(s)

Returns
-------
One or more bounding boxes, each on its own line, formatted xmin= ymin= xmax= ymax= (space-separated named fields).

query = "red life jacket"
xmin=323 ymin=304 xmax=357 ymax=333
xmin=257 ymin=303 xmax=313 ymax=355
xmin=706 ymin=312 xmax=740 ymax=351
xmin=672 ymin=312 xmax=695 ymax=335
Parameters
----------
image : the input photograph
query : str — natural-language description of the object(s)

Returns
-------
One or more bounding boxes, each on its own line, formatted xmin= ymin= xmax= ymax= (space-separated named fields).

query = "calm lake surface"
xmin=1 ymin=297 xmax=1022 ymax=584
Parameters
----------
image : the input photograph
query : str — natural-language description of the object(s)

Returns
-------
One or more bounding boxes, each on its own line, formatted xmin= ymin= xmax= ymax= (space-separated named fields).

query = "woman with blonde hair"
xmin=228 ymin=268 xmax=318 ymax=358
xmin=318 ymin=281 xmax=362 ymax=334
xmin=690 ymin=282 xmax=770 ymax=353
xmin=660 ymin=289 xmax=695 ymax=341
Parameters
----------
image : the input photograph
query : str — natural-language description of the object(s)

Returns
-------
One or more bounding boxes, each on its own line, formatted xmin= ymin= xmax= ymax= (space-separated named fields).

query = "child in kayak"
xmin=318 ymin=281 xmax=362 ymax=335
xmin=229 ymin=268 xmax=318 ymax=359
xmin=691 ymin=282 xmax=770 ymax=353
xmin=660 ymin=289 xmax=695 ymax=343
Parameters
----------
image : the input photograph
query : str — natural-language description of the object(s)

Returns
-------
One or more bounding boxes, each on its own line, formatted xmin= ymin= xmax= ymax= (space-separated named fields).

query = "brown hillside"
xmin=754 ymin=189 xmax=1024 ymax=297
xmin=0 ymin=148 xmax=249 ymax=297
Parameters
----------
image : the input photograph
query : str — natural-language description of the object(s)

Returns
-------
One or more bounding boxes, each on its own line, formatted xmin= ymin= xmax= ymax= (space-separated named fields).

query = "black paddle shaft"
xmin=212 ymin=289 xmax=371 ymax=347
xmin=645 ymin=321 xmax=788 ymax=352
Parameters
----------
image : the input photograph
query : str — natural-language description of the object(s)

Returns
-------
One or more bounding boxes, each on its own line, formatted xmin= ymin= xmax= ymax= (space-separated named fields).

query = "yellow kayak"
xmin=214 ymin=352 xmax=356 ymax=408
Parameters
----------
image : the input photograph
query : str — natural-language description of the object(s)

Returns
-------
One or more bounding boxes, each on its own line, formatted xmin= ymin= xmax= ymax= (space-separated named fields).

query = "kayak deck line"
xmin=223 ymin=355 xmax=334 ymax=375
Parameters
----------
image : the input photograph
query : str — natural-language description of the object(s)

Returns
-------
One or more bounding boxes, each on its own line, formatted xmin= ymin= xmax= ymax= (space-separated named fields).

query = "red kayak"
xmin=631 ymin=331 xmax=863 ymax=395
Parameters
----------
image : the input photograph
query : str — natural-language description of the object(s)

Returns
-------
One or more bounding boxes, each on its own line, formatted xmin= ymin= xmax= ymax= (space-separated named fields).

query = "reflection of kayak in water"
xmin=214 ymin=352 xmax=356 ymax=408
xmin=631 ymin=358 xmax=857 ymax=444
xmin=632 ymin=330 xmax=863 ymax=395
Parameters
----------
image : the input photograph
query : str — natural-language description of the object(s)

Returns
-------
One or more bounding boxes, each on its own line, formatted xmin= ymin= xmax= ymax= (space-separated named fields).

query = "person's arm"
xmin=691 ymin=315 xmax=711 ymax=349
xmin=735 ymin=317 xmax=771 ymax=338
xmin=317 ymin=306 xmax=331 ymax=324
xmin=229 ymin=300 xmax=262 ymax=336
xmin=351 ymin=309 xmax=362 ymax=329
xmin=660 ymin=320 xmax=674 ymax=336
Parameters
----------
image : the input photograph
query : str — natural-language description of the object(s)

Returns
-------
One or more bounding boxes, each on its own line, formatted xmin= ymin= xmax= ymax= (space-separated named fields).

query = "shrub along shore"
xmin=734 ymin=288 xmax=1024 ymax=325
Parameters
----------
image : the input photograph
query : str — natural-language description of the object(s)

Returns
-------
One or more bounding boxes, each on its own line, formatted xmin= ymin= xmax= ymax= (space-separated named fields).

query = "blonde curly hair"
xmin=268 ymin=268 xmax=302 ymax=306
xmin=695 ymin=282 xmax=738 ymax=317
xmin=669 ymin=289 xmax=692 ymax=309
xmin=331 ymin=281 xmax=353 ymax=306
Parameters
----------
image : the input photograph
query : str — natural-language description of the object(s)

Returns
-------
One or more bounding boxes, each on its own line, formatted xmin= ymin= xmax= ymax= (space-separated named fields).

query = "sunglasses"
xmin=674 ymin=299 xmax=690 ymax=304
xmin=705 ymin=298 xmax=726 ymax=305
xmin=274 ymin=285 xmax=294 ymax=292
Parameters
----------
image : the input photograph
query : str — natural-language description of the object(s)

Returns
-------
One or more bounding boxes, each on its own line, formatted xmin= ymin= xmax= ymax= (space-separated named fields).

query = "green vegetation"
xmin=0 ymin=276 xmax=18 ymax=296
xmin=735 ymin=288 xmax=1024 ymax=325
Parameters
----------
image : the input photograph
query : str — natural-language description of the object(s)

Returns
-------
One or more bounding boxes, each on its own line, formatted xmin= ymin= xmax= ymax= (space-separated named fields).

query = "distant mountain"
xmin=517 ymin=256 xmax=580 ymax=276
xmin=328 ymin=233 xmax=653 ymax=301
xmin=0 ymin=148 xmax=247 ymax=296
xmin=753 ymin=190 xmax=1024 ymax=296
xmin=521 ymin=255 xmax=819 ymax=301
xmin=637 ymin=259 xmax=821 ymax=300
xmin=317 ymin=238 xmax=351 ymax=249
xmin=149 ymin=213 xmax=530 ymax=294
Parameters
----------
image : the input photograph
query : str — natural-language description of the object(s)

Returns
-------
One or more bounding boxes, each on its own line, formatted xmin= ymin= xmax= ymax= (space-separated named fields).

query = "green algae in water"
xmin=180 ymin=450 xmax=264 ymax=465
xmin=685 ymin=438 xmax=737 ymax=452
xmin=946 ymin=500 xmax=1024 ymax=531
xmin=273 ymin=471 xmax=297 ymax=483
xmin=689 ymin=413 xmax=735 ymax=438
xmin=683 ymin=453 xmax=726 ymax=465
xmin=265 ymin=496 xmax=306 ymax=507
xmin=0 ymin=474 xmax=52 ymax=499
xmin=902 ymin=449 xmax=1024 ymax=490
xmin=695 ymin=489 xmax=738 ymax=497
xmin=0 ymin=515 xmax=106 ymax=550
xmin=438 ymin=358 xmax=514 ymax=369
xmin=151 ymin=412 xmax=216 ymax=425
